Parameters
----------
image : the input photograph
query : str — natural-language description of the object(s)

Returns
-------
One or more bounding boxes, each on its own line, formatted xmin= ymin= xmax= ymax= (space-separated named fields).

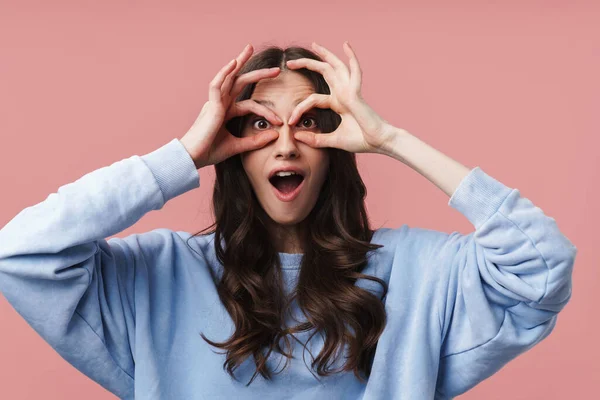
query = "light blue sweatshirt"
xmin=0 ymin=138 xmax=577 ymax=399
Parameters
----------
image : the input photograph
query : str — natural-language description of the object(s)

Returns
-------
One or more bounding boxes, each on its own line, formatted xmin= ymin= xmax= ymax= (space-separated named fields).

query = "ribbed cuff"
xmin=140 ymin=138 xmax=200 ymax=204
xmin=448 ymin=166 xmax=513 ymax=229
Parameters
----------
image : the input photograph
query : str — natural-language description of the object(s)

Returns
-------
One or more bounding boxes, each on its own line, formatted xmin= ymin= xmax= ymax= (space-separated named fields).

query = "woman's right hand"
xmin=179 ymin=44 xmax=284 ymax=169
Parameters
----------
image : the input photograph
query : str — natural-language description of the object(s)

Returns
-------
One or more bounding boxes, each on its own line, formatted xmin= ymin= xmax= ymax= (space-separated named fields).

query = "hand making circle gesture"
xmin=180 ymin=44 xmax=284 ymax=169
xmin=286 ymin=41 xmax=398 ymax=155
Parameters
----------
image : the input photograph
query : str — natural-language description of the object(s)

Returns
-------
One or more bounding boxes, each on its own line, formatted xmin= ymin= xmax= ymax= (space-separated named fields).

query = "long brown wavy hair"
xmin=187 ymin=45 xmax=389 ymax=386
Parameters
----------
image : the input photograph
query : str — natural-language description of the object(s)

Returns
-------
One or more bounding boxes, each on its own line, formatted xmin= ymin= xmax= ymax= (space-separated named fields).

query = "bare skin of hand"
xmin=179 ymin=44 xmax=284 ymax=169
xmin=286 ymin=41 xmax=400 ymax=156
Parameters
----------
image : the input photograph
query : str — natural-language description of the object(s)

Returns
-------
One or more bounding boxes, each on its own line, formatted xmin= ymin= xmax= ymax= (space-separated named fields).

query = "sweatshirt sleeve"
xmin=428 ymin=167 xmax=577 ymax=398
xmin=0 ymin=138 xmax=200 ymax=399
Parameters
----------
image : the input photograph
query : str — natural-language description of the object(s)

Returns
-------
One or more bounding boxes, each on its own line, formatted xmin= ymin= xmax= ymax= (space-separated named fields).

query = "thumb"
xmin=294 ymin=131 xmax=335 ymax=149
xmin=233 ymin=130 xmax=279 ymax=154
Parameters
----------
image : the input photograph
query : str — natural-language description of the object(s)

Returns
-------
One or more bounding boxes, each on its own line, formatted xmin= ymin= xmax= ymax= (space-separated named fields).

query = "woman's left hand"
xmin=286 ymin=41 xmax=400 ymax=155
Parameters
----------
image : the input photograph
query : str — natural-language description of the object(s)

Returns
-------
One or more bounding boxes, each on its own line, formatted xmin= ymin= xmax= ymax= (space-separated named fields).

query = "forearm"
xmin=381 ymin=126 xmax=472 ymax=198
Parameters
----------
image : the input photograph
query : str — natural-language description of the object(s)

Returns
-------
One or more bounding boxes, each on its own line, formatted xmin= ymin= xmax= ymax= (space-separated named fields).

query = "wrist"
xmin=378 ymin=125 xmax=412 ymax=160
xmin=178 ymin=138 xmax=205 ymax=170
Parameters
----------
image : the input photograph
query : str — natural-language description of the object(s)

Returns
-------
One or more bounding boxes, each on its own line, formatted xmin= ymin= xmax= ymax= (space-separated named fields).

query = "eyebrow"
xmin=254 ymin=98 xmax=305 ymax=107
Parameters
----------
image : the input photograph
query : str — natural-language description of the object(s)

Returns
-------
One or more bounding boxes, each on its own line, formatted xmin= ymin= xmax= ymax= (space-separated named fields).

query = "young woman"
xmin=0 ymin=42 xmax=577 ymax=399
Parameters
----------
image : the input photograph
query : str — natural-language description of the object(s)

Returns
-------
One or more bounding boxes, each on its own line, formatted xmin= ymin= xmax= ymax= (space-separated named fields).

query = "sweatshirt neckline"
xmin=278 ymin=252 xmax=303 ymax=269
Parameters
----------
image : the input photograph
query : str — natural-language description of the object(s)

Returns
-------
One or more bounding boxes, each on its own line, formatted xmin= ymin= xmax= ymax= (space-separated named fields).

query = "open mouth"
xmin=269 ymin=173 xmax=305 ymax=201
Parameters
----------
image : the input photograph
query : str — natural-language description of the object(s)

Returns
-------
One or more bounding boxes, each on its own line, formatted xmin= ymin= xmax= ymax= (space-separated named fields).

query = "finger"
xmin=229 ymin=67 xmax=281 ymax=100
xmin=285 ymin=58 xmax=334 ymax=81
xmin=311 ymin=42 xmax=349 ymax=75
xmin=221 ymin=44 xmax=254 ymax=94
xmin=288 ymin=93 xmax=331 ymax=125
xmin=227 ymin=99 xmax=283 ymax=125
xmin=209 ymin=59 xmax=237 ymax=102
xmin=293 ymin=130 xmax=337 ymax=149
xmin=232 ymin=130 xmax=280 ymax=154
xmin=343 ymin=41 xmax=362 ymax=89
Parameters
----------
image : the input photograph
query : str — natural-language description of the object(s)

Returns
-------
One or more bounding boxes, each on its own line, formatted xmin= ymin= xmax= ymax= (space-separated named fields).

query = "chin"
xmin=261 ymin=201 xmax=315 ymax=226
xmin=267 ymin=212 xmax=307 ymax=226
xmin=254 ymin=188 xmax=321 ymax=227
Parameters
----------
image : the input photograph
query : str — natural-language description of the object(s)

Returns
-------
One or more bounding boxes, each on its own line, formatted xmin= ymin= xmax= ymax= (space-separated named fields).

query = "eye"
xmin=250 ymin=115 xmax=319 ymax=130
xmin=299 ymin=116 xmax=318 ymax=129
xmin=251 ymin=118 xmax=271 ymax=130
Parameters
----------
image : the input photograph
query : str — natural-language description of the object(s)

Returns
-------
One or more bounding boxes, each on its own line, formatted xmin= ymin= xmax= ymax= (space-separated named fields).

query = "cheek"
xmin=240 ymin=152 xmax=265 ymax=185
xmin=312 ymin=152 xmax=330 ymax=185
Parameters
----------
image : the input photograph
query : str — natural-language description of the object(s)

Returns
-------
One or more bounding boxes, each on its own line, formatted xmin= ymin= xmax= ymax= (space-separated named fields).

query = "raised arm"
xmin=282 ymin=40 xmax=577 ymax=397
xmin=0 ymin=43 xmax=296 ymax=397
xmin=384 ymin=130 xmax=577 ymax=396
xmin=0 ymin=138 xmax=200 ymax=398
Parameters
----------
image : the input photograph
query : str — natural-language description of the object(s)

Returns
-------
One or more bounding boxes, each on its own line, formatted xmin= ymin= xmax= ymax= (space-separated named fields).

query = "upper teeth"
xmin=275 ymin=171 xmax=298 ymax=177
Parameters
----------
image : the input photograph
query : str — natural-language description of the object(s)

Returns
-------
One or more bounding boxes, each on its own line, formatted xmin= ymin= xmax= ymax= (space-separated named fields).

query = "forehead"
xmin=250 ymin=71 xmax=315 ymax=106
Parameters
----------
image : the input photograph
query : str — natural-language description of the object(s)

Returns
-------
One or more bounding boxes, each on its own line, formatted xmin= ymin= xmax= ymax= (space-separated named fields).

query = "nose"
xmin=273 ymin=123 xmax=300 ymax=159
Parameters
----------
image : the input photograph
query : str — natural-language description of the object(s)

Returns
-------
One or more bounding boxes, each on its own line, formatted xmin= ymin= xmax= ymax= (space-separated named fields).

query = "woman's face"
xmin=240 ymin=71 xmax=330 ymax=226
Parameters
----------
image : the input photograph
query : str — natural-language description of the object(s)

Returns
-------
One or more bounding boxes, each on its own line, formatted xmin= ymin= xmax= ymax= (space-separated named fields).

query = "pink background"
xmin=0 ymin=0 xmax=597 ymax=398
